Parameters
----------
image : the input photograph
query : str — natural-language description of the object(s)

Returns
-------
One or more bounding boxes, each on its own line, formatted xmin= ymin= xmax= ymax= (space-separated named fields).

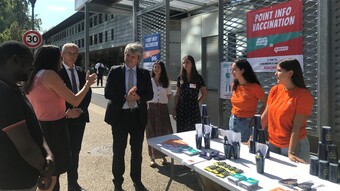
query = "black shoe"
xmin=68 ymin=183 xmax=86 ymax=191
xmin=133 ymin=182 xmax=148 ymax=191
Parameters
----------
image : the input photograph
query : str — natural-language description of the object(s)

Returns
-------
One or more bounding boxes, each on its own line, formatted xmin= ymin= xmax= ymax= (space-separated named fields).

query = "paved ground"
xmin=57 ymin=82 xmax=203 ymax=191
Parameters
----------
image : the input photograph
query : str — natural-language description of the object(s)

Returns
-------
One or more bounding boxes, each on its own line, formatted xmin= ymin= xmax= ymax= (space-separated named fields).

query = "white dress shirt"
xmin=63 ymin=63 xmax=80 ymax=92
xmin=122 ymin=64 xmax=138 ymax=109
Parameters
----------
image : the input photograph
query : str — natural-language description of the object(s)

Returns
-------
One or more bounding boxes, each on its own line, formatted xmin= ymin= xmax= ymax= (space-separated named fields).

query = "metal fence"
xmin=135 ymin=0 xmax=319 ymax=135
xmin=135 ymin=0 xmax=170 ymax=73
xmin=331 ymin=0 xmax=340 ymax=139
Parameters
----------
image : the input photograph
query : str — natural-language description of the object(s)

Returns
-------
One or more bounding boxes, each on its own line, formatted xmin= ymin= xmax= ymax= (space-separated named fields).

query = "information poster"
xmin=220 ymin=62 xmax=234 ymax=99
xmin=246 ymin=0 xmax=303 ymax=72
xmin=143 ymin=33 xmax=160 ymax=71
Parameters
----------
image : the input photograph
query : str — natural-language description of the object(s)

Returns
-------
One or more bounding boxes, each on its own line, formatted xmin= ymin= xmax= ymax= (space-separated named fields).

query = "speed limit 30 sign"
xmin=22 ymin=30 xmax=42 ymax=48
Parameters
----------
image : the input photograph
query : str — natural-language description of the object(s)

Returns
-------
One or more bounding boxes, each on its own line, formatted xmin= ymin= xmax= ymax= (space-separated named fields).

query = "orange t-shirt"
xmin=231 ymin=83 xmax=265 ymax=118
xmin=267 ymin=84 xmax=313 ymax=148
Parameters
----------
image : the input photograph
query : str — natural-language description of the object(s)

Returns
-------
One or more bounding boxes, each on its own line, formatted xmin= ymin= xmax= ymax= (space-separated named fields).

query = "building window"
xmin=94 ymin=34 xmax=97 ymax=44
xmin=94 ymin=15 xmax=97 ymax=26
xmin=105 ymin=31 xmax=108 ymax=42
xmin=90 ymin=36 xmax=93 ymax=45
xmin=111 ymin=29 xmax=114 ymax=41
xmin=90 ymin=18 xmax=93 ymax=27
xmin=105 ymin=14 xmax=108 ymax=21
xmin=99 ymin=33 xmax=103 ymax=43
xmin=99 ymin=14 xmax=102 ymax=24
xmin=81 ymin=38 xmax=84 ymax=47
xmin=82 ymin=22 xmax=84 ymax=31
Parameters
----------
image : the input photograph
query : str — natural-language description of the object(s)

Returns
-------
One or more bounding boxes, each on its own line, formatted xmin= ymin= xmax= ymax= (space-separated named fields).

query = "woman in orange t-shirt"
xmin=229 ymin=59 xmax=267 ymax=142
xmin=261 ymin=59 xmax=313 ymax=164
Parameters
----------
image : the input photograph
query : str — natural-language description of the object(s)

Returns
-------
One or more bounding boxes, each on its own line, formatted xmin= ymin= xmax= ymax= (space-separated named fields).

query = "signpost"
xmin=22 ymin=30 xmax=42 ymax=49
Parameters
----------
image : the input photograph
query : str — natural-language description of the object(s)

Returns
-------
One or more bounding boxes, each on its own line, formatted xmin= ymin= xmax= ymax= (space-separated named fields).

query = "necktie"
xmin=127 ymin=68 xmax=134 ymax=108
xmin=69 ymin=68 xmax=78 ymax=93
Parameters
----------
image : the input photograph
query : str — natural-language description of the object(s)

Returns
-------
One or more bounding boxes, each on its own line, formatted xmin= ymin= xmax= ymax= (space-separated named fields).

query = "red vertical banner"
xmin=246 ymin=0 xmax=303 ymax=72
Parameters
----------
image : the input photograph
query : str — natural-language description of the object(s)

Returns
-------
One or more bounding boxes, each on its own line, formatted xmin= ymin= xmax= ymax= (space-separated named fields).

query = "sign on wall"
xmin=220 ymin=62 xmax=234 ymax=99
xmin=143 ymin=33 xmax=161 ymax=71
xmin=246 ymin=0 xmax=303 ymax=72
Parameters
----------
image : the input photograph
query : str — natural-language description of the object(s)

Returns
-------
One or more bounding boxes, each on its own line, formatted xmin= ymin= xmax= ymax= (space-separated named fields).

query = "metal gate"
xmin=220 ymin=0 xmax=319 ymax=135
xmin=135 ymin=0 xmax=173 ymax=75
xmin=331 ymin=0 xmax=340 ymax=140
xmin=135 ymin=0 xmax=320 ymax=136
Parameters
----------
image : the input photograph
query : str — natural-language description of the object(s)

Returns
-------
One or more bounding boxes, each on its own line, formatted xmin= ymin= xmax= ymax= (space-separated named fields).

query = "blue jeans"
xmin=229 ymin=114 xmax=252 ymax=142
xmin=269 ymin=137 xmax=310 ymax=163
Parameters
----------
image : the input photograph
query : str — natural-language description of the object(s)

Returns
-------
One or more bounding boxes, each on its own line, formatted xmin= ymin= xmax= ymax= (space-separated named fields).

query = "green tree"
xmin=0 ymin=0 xmax=41 ymax=42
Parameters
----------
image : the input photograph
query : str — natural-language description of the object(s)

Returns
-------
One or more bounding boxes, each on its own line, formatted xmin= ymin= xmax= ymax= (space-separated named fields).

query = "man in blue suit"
xmin=59 ymin=43 xmax=92 ymax=191
xmin=104 ymin=42 xmax=153 ymax=191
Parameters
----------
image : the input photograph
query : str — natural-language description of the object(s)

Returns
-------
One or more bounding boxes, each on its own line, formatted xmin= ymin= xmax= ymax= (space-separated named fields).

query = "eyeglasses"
xmin=64 ymin=52 xmax=79 ymax=57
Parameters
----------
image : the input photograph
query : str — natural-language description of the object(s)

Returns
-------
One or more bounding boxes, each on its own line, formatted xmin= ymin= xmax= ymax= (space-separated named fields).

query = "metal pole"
xmin=85 ymin=2 xmax=90 ymax=71
xmin=133 ymin=0 xmax=137 ymax=42
xmin=29 ymin=0 xmax=37 ymax=30
xmin=31 ymin=3 xmax=34 ymax=30
xmin=218 ymin=0 xmax=224 ymax=128
xmin=317 ymin=0 xmax=331 ymax=135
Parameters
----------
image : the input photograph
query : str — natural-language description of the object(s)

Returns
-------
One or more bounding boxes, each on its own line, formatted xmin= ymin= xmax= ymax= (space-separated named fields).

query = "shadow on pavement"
xmin=153 ymin=163 xmax=202 ymax=191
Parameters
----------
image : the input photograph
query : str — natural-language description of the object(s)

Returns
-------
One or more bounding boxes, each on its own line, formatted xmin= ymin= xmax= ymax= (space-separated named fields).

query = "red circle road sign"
xmin=22 ymin=30 xmax=42 ymax=48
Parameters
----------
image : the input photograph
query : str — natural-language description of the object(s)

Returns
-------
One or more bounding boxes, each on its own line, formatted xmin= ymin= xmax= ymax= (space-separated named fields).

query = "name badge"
xmin=189 ymin=83 xmax=196 ymax=89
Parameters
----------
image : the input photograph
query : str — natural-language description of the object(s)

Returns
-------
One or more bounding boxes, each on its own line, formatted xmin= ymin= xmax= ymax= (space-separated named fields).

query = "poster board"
xmin=143 ymin=33 xmax=161 ymax=71
xmin=220 ymin=62 xmax=234 ymax=99
xmin=246 ymin=0 xmax=303 ymax=72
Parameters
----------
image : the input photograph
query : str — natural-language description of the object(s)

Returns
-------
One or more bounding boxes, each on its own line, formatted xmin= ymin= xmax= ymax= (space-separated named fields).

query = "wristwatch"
xmin=289 ymin=151 xmax=296 ymax=155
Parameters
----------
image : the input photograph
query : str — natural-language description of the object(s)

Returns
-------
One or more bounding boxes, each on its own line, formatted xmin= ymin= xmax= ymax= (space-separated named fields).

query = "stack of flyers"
xmin=180 ymin=146 xmax=199 ymax=156
xmin=228 ymin=174 xmax=247 ymax=185
xmin=238 ymin=178 xmax=259 ymax=190
xmin=161 ymin=139 xmax=188 ymax=150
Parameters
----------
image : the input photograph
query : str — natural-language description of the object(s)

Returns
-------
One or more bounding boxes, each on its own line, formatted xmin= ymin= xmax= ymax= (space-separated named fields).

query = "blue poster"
xmin=143 ymin=33 xmax=161 ymax=70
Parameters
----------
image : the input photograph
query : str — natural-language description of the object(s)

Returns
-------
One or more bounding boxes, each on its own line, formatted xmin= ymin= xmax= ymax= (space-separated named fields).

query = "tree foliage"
xmin=0 ymin=0 xmax=41 ymax=42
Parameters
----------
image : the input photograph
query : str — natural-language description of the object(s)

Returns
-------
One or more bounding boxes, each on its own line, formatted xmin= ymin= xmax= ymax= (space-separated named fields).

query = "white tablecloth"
xmin=147 ymin=130 xmax=340 ymax=190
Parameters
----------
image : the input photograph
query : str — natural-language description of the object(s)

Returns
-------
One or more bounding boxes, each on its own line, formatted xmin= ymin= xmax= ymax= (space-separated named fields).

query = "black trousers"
xmin=66 ymin=117 xmax=86 ymax=186
xmin=111 ymin=109 xmax=145 ymax=187
xmin=97 ymin=74 xmax=103 ymax=86
xmin=40 ymin=118 xmax=70 ymax=176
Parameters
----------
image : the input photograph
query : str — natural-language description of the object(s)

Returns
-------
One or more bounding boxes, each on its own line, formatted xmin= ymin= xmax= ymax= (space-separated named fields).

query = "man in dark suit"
xmin=104 ymin=42 xmax=153 ymax=191
xmin=59 ymin=43 xmax=92 ymax=191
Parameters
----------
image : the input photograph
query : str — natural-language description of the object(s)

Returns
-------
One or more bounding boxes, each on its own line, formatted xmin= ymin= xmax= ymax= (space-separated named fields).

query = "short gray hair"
xmin=124 ymin=42 xmax=143 ymax=61
xmin=62 ymin=43 xmax=79 ymax=53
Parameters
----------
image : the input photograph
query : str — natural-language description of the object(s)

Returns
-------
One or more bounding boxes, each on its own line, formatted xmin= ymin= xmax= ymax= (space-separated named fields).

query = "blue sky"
xmin=33 ymin=0 xmax=76 ymax=32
